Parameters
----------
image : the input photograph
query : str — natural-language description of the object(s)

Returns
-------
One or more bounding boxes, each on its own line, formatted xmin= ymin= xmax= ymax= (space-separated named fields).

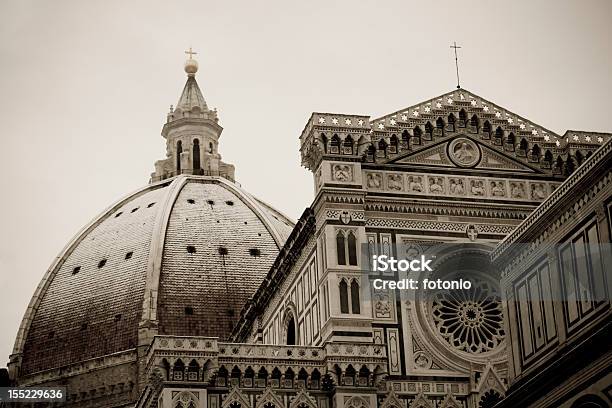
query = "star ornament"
xmin=585 ymin=136 xmax=591 ymax=142
xmin=401 ymin=114 xmax=408 ymax=121
xmin=345 ymin=118 xmax=352 ymax=125
xmin=358 ymin=119 xmax=364 ymax=126
xmin=436 ymin=102 xmax=442 ymax=108
xmin=470 ymin=100 xmax=477 ymax=106
xmin=532 ymin=129 xmax=538 ymax=135
xmin=544 ymin=135 xmax=550 ymax=142
xmin=556 ymin=140 xmax=561 ymax=147
xmin=447 ymin=98 xmax=453 ymax=104
xmin=390 ymin=119 xmax=397 ymax=125
xmin=378 ymin=123 xmax=385 ymax=129
xmin=413 ymin=110 xmax=419 ymax=117
xmin=495 ymin=112 xmax=501 ymax=118
xmin=597 ymin=136 xmax=604 ymax=143
xmin=332 ymin=118 xmax=339 ymax=125
xmin=573 ymin=135 xmax=579 ymax=141
xmin=424 ymin=106 xmax=431 ymax=113
xmin=508 ymin=118 xmax=514 ymax=123
xmin=483 ymin=106 xmax=489 ymax=112
xmin=520 ymin=124 xmax=526 ymax=130
xmin=318 ymin=117 xmax=325 ymax=124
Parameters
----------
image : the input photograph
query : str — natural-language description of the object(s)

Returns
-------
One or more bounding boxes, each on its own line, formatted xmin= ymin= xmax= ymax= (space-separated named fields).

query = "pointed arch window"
xmin=320 ymin=133 xmax=328 ymax=153
xmin=413 ymin=126 xmax=422 ymax=143
xmin=336 ymin=231 xmax=347 ymax=265
xmin=347 ymin=231 xmax=357 ymax=266
xmin=389 ymin=135 xmax=398 ymax=154
xmin=330 ymin=135 xmax=341 ymax=154
xmin=193 ymin=138 xmax=201 ymax=172
xmin=544 ymin=150 xmax=553 ymax=163
xmin=350 ymin=280 xmax=360 ymax=314
xmin=495 ymin=127 xmax=504 ymax=141
xmin=377 ymin=139 xmax=387 ymax=158
xmin=470 ymin=114 xmax=480 ymax=133
xmin=459 ymin=109 xmax=467 ymax=124
xmin=343 ymin=135 xmax=354 ymax=155
xmin=531 ymin=144 xmax=541 ymax=161
xmin=447 ymin=113 xmax=456 ymax=132
xmin=483 ymin=120 xmax=492 ymax=136
xmin=339 ymin=280 xmax=349 ymax=313
xmin=286 ymin=316 xmax=296 ymax=345
xmin=176 ymin=140 xmax=183 ymax=173
xmin=366 ymin=144 xmax=376 ymax=162
xmin=401 ymin=130 xmax=410 ymax=149
xmin=425 ymin=121 xmax=433 ymax=138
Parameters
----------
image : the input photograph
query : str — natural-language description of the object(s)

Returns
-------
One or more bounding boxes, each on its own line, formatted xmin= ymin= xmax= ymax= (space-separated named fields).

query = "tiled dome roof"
xmin=14 ymin=175 xmax=294 ymax=376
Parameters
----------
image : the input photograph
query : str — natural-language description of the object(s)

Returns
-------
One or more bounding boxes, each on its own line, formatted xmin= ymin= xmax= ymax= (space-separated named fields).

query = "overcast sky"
xmin=1 ymin=0 xmax=611 ymax=368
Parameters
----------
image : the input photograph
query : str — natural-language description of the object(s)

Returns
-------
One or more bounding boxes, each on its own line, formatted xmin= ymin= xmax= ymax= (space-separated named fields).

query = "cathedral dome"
xmin=13 ymin=175 xmax=294 ymax=376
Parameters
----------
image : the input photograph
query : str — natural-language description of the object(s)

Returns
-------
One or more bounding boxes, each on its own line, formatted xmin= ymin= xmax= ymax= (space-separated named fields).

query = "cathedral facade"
xmin=5 ymin=56 xmax=611 ymax=408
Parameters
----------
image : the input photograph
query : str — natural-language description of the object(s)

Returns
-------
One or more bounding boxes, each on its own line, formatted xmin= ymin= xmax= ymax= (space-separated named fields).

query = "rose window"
xmin=431 ymin=280 xmax=504 ymax=353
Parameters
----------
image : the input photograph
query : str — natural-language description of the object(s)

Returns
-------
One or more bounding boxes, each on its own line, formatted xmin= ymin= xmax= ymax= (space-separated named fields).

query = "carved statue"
xmin=531 ymin=183 xmax=546 ymax=200
xmin=510 ymin=182 xmax=525 ymax=198
xmin=449 ymin=178 xmax=464 ymax=195
xmin=387 ymin=174 xmax=403 ymax=191
xmin=471 ymin=180 xmax=485 ymax=196
xmin=408 ymin=176 xmax=423 ymax=192
xmin=491 ymin=181 xmax=506 ymax=197
xmin=429 ymin=177 xmax=444 ymax=194
xmin=367 ymin=173 xmax=382 ymax=189
xmin=333 ymin=164 xmax=352 ymax=182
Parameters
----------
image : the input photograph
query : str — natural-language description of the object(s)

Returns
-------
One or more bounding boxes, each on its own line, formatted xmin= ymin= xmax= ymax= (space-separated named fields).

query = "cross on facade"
xmin=450 ymin=41 xmax=462 ymax=89
xmin=185 ymin=47 xmax=197 ymax=59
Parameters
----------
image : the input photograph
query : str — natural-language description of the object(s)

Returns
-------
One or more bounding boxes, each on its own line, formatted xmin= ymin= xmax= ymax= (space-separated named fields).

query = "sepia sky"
xmin=0 ymin=0 xmax=611 ymax=368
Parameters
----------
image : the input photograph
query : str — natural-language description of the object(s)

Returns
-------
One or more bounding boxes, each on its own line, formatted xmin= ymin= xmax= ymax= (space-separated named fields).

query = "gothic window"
xmin=173 ymin=359 xmax=185 ymax=380
xmin=436 ymin=117 xmax=445 ymax=132
xmin=447 ymin=113 xmax=456 ymax=132
xmin=413 ymin=126 xmax=422 ymax=141
xmin=531 ymin=144 xmax=541 ymax=161
xmin=432 ymin=278 xmax=505 ymax=353
xmin=564 ymin=156 xmax=575 ymax=176
xmin=377 ymin=139 xmax=388 ymax=158
xmin=459 ymin=108 xmax=467 ymax=124
xmin=339 ymin=280 xmax=349 ymax=313
xmin=366 ymin=144 xmax=376 ymax=162
xmin=507 ymin=132 xmax=516 ymax=147
xmin=401 ymin=129 xmax=410 ymax=148
xmin=286 ymin=316 xmax=296 ymax=345
xmin=519 ymin=138 xmax=528 ymax=152
xmin=544 ymin=150 xmax=553 ymax=163
xmin=575 ymin=150 xmax=583 ymax=165
xmin=176 ymin=140 xmax=183 ymax=173
xmin=208 ymin=141 xmax=214 ymax=153
xmin=336 ymin=231 xmax=347 ymax=265
xmin=479 ymin=390 xmax=502 ymax=408
xmin=320 ymin=133 xmax=328 ymax=153
xmin=350 ymin=280 xmax=360 ymax=314
xmin=193 ymin=138 xmax=201 ymax=172
xmin=483 ymin=120 xmax=492 ymax=136
xmin=347 ymin=231 xmax=357 ymax=266
xmin=343 ymin=135 xmax=354 ymax=155
xmin=470 ymin=114 xmax=480 ymax=132
xmin=330 ymin=135 xmax=341 ymax=154
xmin=495 ymin=127 xmax=504 ymax=142
xmin=187 ymin=360 xmax=199 ymax=381
xmin=425 ymin=121 xmax=433 ymax=137
xmin=389 ymin=135 xmax=399 ymax=154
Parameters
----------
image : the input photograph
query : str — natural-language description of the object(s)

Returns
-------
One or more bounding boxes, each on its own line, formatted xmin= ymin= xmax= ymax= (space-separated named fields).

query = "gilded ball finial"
xmin=184 ymin=47 xmax=198 ymax=76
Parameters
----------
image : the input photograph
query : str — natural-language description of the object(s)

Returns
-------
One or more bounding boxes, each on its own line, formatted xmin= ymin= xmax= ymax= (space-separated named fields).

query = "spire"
xmin=176 ymin=76 xmax=208 ymax=112
xmin=176 ymin=48 xmax=209 ymax=112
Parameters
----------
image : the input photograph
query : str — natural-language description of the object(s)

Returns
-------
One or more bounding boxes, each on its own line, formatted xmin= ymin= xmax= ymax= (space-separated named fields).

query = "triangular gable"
xmin=371 ymin=88 xmax=561 ymax=143
xmin=475 ymin=362 xmax=507 ymax=395
xmin=390 ymin=135 xmax=541 ymax=173
xmin=222 ymin=387 xmax=251 ymax=408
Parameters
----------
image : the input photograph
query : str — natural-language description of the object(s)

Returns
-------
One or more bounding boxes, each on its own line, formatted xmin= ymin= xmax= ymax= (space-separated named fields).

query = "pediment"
xmin=390 ymin=135 xmax=541 ymax=174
